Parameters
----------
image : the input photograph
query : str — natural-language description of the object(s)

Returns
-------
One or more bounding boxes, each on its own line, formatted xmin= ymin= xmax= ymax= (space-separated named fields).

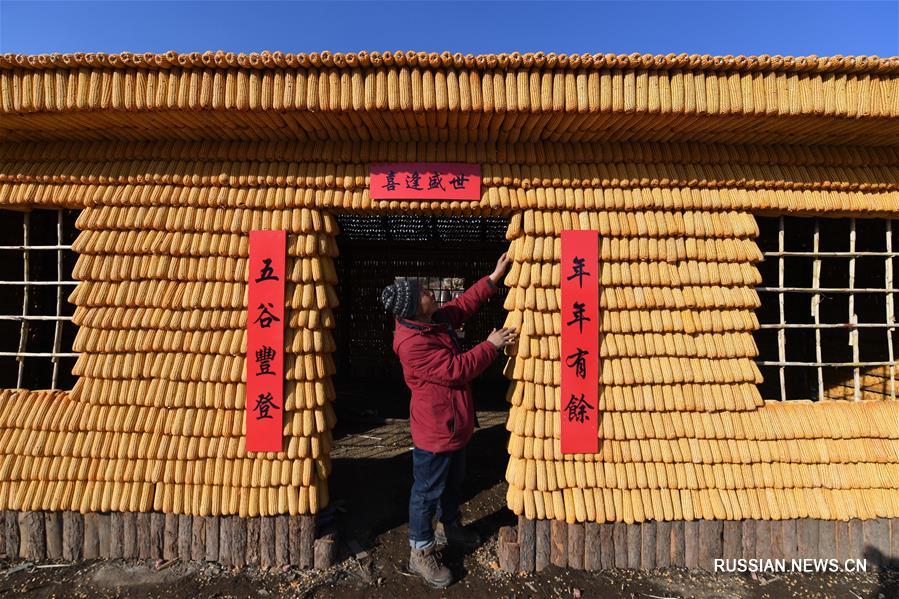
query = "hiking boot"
xmin=409 ymin=545 xmax=452 ymax=588
xmin=435 ymin=521 xmax=481 ymax=548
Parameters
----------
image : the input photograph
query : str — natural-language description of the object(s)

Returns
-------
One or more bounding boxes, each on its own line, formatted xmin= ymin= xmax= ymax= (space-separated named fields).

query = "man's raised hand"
xmin=490 ymin=251 xmax=512 ymax=285
xmin=487 ymin=327 xmax=518 ymax=349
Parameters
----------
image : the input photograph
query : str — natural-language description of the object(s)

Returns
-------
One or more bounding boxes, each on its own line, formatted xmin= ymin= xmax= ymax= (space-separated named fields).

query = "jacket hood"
xmin=392 ymin=315 xmax=447 ymax=353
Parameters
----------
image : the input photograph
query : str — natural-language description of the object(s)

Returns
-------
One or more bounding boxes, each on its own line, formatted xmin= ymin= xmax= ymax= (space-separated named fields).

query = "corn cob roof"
xmin=1 ymin=51 xmax=897 ymax=144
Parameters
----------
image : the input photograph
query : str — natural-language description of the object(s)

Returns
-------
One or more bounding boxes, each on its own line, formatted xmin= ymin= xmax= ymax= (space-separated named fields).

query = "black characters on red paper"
xmin=565 ymin=393 xmax=594 ymax=424
xmin=254 ymin=392 xmax=280 ymax=420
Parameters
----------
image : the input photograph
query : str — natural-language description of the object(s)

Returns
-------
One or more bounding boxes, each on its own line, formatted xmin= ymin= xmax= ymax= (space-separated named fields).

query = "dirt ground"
xmin=1 ymin=415 xmax=896 ymax=598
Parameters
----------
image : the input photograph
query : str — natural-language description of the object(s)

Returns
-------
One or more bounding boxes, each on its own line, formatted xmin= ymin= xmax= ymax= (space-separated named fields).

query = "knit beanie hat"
xmin=381 ymin=278 xmax=421 ymax=318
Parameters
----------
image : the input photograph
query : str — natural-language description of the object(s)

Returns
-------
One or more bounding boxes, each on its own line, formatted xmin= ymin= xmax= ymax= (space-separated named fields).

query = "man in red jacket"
xmin=381 ymin=253 xmax=517 ymax=588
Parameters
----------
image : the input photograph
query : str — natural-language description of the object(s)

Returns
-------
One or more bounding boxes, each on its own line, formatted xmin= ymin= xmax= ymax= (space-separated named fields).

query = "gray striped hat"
xmin=381 ymin=278 xmax=421 ymax=318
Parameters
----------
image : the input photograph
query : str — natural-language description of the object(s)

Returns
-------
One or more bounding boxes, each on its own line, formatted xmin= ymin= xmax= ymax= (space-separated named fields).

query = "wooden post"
xmin=96 ymin=513 xmax=111 ymax=558
xmin=862 ymin=519 xmax=890 ymax=567
xmin=5 ymin=511 xmax=20 ymax=559
xmin=781 ymin=520 xmax=798 ymax=560
xmin=288 ymin=515 xmax=302 ymax=566
xmin=670 ymin=521 xmax=685 ymax=566
xmin=109 ymin=512 xmax=124 ymax=559
xmin=891 ymin=519 xmax=899 ymax=566
xmin=218 ymin=517 xmax=233 ymax=567
xmin=205 ymin=516 xmax=219 ymax=563
xmin=232 ymin=516 xmax=247 ymax=568
xmin=847 ymin=519 xmax=864 ymax=560
xmin=535 ymin=519 xmax=551 ymax=571
xmin=626 ymin=522 xmax=641 ymax=569
xmin=191 ymin=516 xmax=205 ymax=561
xmin=698 ymin=521 xmax=723 ymax=570
xmin=149 ymin=513 xmax=164 ymax=560
xmin=45 ymin=512 xmax=63 ymax=560
xmin=177 ymin=515 xmax=192 ymax=561
xmin=655 ymin=521 xmax=671 ymax=567
xmin=599 ymin=523 xmax=614 ymax=569
xmin=246 ymin=518 xmax=260 ymax=566
xmin=0 ymin=511 xmax=5 ymax=557
xmin=259 ymin=516 xmax=275 ymax=569
xmin=299 ymin=515 xmax=314 ymax=569
xmin=275 ymin=515 xmax=290 ymax=567
xmin=640 ymin=522 xmax=656 ymax=569
xmin=135 ymin=513 xmax=152 ymax=559
xmin=22 ymin=512 xmax=47 ymax=561
xmin=550 ymin=520 xmax=568 ymax=567
xmin=722 ymin=521 xmax=741 ymax=560
xmin=517 ymin=517 xmax=536 ymax=573
xmin=313 ymin=531 xmax=338 ymax=569
xmin=613 ymin=522 xmax=627 ymax=568
xmin=818 ymin=520 xmax=835 ymax=561
xmin=497 ymin=526 xmax=520 ymax=573
xmin=122 ymin=512 xmax=137 ymax=559
xmin=741 ymin=520 xmax=756 ymax=560
xmin=797 ymin=519 xmax=819 ymax=560
xmin=567 ymin=522 xmax=584 ymax=569
xmin=62 ymin=512 xmax=83 ymax=561
xmin=163 ymin=513 xmax=178 ymax=560
xmin=755 ymin=520 xmax=771 ymax=560
xmin=584 ymin=522 xmax=600 ymax=570
xmin=83 ymin=513 xmax=100 ymax=559
xmin=769 ymin=519 xmax=783 ymax=561
xmin=683 ymin=521 xmax=699 ymax=568
xmin=835 ymin=520 xmax=849 ymax=563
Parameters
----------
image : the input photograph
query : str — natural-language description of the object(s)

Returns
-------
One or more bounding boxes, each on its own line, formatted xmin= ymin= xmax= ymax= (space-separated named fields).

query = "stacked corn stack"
xmin=502 ymin=206 xmax=767 ymax=525
xmin=58 ymin=205 xmax=339 ymax=517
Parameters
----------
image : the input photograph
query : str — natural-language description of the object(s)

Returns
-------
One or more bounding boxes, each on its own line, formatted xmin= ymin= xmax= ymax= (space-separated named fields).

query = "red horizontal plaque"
xmin=246 ymin=230 xmax=286 ymax=453
xmin=560 ymin=230 xmax=600 ymax=454
xmin=370 ymin=163 xmax=480 ymax=201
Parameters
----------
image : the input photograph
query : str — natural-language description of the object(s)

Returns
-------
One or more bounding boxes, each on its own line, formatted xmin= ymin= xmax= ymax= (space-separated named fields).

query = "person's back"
xmin=380 ymin=255 xmax=516 ymax=588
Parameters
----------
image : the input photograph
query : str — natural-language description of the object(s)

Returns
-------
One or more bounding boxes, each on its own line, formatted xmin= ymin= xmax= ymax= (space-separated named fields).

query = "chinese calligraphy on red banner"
xmin=370 ymin=163 xmax=480 ymax=201
xmin=246 ymin=230 xmax=286 ymax=452
xmin=560 ymin=230 xmax=599 ymax=454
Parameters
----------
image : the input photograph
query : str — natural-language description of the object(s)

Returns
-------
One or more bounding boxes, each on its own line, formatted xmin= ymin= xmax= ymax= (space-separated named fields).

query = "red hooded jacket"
xmin=392 ymin=276 xmax=499 ymax=453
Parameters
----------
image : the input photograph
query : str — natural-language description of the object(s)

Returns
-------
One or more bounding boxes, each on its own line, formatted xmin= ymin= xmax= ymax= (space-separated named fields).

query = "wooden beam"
xmin=259 ymin=516 xmax=275 ymax=569
xmin=45 ymin=512 xmax=63 ymax=560
xmin=177 ymin=515 xmax=192 ymax=561
xmin=584 ymin=522 xmax=600 ymax=571
xmin=313 ymin=531 xmax=338 ymax=569
xmin=135 ymin=513 xmax=152 ymax=559
xmin=109 ymin=513 xmax=124 ymax=559
xmin=568 ymin=522 xmax=584 ymax=570
xmin=518 ymin=517 xmax=536 ymax=573
xmin=204 ymin=516 xmax=219 ymax=563
xmin=62 ymin=511 xmax=83 ymax=562
xmin=163 ymin=513 xmax=178 ymax=560
xmin=245 ymin=518 xmax=260 ymax=566
xmin=299 ymin=514 xmax=314 ymax=569
xmin=275 ymin=515 xmax=290 ymax=567
xmin=497 ymin=526 xmax=519 ymax=573
xmin=550 ymin=520 xmax=567 ymax=567
xmin=122 ymin=512 xmax=137 ymax=559
xmin=535 ymin=519 xmax=551 ymax=571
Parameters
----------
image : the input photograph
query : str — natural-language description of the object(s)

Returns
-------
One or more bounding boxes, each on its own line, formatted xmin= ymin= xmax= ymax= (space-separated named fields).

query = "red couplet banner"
xmin=370 ymin=163 xmax=481 ymax=201
xmin=560 ymin=230 xmax=600 ymax=454
xmin=246 ymin=230 xmax=286 ymax=453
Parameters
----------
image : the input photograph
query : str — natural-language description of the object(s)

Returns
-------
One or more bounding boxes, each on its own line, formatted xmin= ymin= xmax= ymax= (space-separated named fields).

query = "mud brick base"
xmin=498 ymin=516 xmax=898 ymax=572
xmin=0 ymin=510 xmax=337 ymax=569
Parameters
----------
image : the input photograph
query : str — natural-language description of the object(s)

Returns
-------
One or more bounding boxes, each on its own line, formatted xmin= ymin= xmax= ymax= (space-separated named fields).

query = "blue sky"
xmin=1 ymin=1 xmax=897 ymax=57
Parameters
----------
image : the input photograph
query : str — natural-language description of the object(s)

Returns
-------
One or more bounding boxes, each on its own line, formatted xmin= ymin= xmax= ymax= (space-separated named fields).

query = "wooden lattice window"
xmin=754 ymin=216 xmax=897 ymax=401
xmin=0 ymin=209 xmax=79 ymax=389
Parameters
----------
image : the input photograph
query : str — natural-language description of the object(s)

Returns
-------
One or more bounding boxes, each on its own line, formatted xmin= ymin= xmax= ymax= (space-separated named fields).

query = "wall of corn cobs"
xmin=0 ymin=137 xmax=897 ymax=570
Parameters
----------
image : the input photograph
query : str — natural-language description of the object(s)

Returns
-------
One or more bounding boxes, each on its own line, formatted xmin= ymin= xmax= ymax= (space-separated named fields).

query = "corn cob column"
xmin=30 ymin=204 xmax=342 ymax=566
xmin=499 ymin=203 xmax=767 ymax=570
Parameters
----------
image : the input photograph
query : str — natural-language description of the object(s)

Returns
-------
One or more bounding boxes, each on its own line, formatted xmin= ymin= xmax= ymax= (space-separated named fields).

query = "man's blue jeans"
xmin=409 ymin=446 xmax=466 ymax=549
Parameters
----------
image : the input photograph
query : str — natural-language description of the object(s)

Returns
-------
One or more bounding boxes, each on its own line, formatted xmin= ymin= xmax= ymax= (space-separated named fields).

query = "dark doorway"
xmin=331 ymin=214 xmax=511 ymax=422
